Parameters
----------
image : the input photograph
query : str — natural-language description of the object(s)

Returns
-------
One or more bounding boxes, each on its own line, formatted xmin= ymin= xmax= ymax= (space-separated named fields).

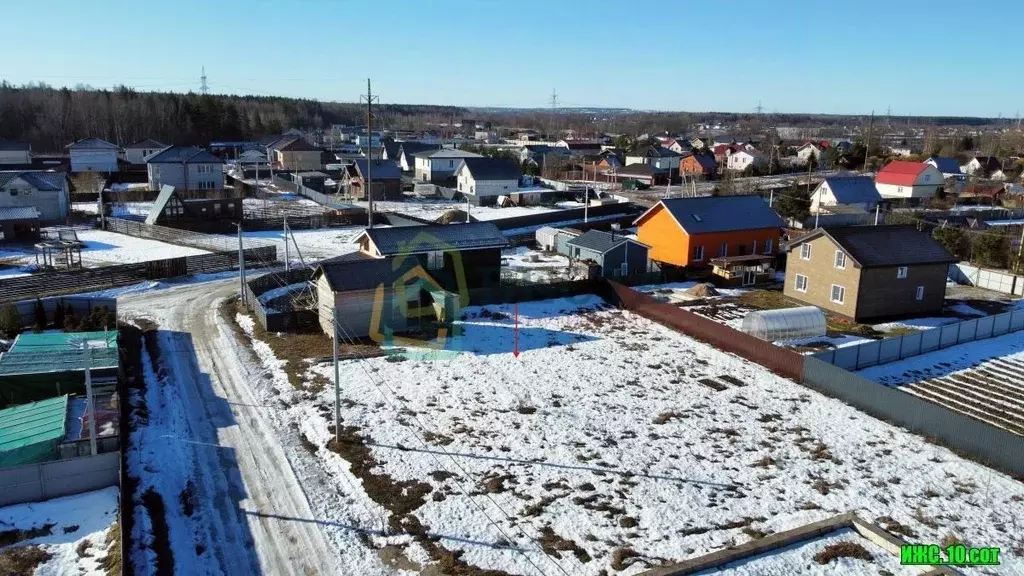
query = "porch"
xmin=709 ymin=254 xmax=775 ymax=287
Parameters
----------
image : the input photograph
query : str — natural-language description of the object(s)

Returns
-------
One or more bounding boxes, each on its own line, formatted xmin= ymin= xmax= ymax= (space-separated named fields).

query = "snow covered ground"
xmin=502 ymin=246 xmax=572 ymax=283
xmin=352 ymin=199 xmax=559 ymax=223
xmin=234 ymin=226 xmax=364 ymax=262
xmin=0 ymin=229 xmax=208 ymax=269
xmin=0 ymin=487 xmax=119 ymax=576
xmin=239 ymin=295 xmax=1024 ymax=575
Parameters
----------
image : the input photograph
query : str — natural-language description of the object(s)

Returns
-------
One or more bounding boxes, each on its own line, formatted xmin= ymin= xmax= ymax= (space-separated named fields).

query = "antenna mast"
xmin=200 ymin=66 xmax=208 ymax=95
xmin=361 ymin=79 xmax=379 ymax=228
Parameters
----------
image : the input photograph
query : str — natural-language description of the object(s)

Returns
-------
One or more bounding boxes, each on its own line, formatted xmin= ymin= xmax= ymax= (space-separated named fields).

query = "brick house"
xmin=680 ymin=153 xmax=717 ymax=178
xmin=783 ymin=226 xmax=954 ymax=321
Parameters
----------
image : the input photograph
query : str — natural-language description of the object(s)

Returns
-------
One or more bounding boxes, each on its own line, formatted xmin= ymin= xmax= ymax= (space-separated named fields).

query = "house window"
xmin=795 ymin=274 xmax=808 ymax=292
xmin=427 ymin=251 xmax=444 ymax=270
xmin=470 ymin=186 xmax=474 ymax=194
xmin=800 ymin=243 xmax=811 ymax=260
xmin=9 ymin=190 xmax=17 ymax=196
xmin=719 ymin=243 xmax=727 ymax=257
xmin=449 ymin=160 xmax=454 ymax=168
xmin=916 ymin=286 xmax=924 ymax=301
xmin=763 ymin=239 xmax=772 ymax=254
xmin=620 ymin=262 xmax=628 ymax=276
xmin=693 ymin=245 xmax=704 ymax=261
xmin=897 ymin=266 xmax=908 ymax=279
xmin=830 ymin=284 xmax=845 ymax=304
xmin=834 ymin=250 xmax=846 ymax=269
xmin=228 ymin=203 xmax=235 ymax=209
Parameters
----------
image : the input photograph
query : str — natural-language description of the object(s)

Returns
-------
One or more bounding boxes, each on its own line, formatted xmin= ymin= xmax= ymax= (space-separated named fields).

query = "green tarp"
xmin=0 ymin=395 xmax=67 ymax=468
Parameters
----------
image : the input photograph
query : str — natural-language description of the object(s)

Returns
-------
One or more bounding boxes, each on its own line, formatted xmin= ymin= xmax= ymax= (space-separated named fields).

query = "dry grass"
xmin=736 ymin=290 xmax=798 ymax=311
xmin=0 ymin=524 xmax=53 ymax=547
xmin=538 ymin=526 xmax=592 ymax=563
xmin=0 ymin=545 xmax=52 ymax=575
xmin=101 ymin=522 xmax=122 ymax=576
xmin=813 ymin=541 xmax=872 ymax=565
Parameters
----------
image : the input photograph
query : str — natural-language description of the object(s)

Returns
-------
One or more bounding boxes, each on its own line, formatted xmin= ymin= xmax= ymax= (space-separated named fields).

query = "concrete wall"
xmin=802 ymin=357 xmax=1024 ymax=476
xmin=949 ymin=262 xmax=1024 ymax=297
xmin=0 ymin=451 xmax=119 ymax=507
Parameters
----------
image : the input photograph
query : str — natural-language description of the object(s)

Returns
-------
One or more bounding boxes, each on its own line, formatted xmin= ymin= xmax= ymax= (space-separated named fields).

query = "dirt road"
xmin=120 ymin=279 xmax=370 ymax=575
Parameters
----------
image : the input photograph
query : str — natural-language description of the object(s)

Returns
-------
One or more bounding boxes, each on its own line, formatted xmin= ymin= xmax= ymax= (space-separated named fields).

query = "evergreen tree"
xmin=0 ymin=304 xmax=22 ymax=338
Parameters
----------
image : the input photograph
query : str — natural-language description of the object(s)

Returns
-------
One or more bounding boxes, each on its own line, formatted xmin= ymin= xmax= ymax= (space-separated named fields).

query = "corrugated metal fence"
xmin=0 ymin=451 xmax=120 ymax=507
xmin=812 ymin=310 xmax=1024 ymax=370
xmin=948 ymin=262 xmax=1024 ymax=297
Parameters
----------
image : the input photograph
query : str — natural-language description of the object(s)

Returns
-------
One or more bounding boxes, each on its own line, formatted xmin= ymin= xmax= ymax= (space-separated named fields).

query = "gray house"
xmin=0 ymin=170 xmax=70 ymax=221
xmin=565 ymin=229 xmax=649 ymax=277
xmin=146 ymin=146 xmax=224 ymax=191
xmin=123 ymin=139 xmax=167 ymax=165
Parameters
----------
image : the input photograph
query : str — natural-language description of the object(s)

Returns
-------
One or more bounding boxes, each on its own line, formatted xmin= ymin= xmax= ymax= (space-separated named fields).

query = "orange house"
xmin=635 ymin=196 xmax=784 ymax=268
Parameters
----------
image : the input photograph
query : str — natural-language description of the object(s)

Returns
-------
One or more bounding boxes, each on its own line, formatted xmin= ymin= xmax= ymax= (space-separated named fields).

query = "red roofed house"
xmin=874 ymin=161 xmax=944 ymax=200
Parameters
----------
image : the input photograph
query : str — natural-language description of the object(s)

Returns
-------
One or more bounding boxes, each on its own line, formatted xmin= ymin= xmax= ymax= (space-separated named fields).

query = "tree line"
xmin=0 ymin=82 xmax=466 ymax=152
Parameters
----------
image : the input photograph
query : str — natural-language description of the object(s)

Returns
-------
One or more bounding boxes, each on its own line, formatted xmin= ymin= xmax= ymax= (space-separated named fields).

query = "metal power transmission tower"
xmin=360 ymin=79 xmax=379 ymax=228
xmin=200 ymin=66 xmax=208 ymax=95
xmin=549 ymin=89 xmax=559 ymax=110
xmin=755 ymin=100 xmax=764 ymax=115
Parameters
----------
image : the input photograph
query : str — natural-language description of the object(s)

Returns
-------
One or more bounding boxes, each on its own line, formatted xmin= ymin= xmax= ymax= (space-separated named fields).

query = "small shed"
xmin=535 ymin=227 xmax=560 ymax=251
xmin=0 ymin=395 xmax=68 ymax=467
xmin=740 ymin=306 xmax=826 ymax=341
xmin=0 ymin=207 xmax=41 ymax=243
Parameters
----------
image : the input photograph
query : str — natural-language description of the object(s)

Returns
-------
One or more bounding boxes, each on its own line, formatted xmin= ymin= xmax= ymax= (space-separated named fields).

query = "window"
xmin=9 ymin=190 xmax=17 ymax=196
xmin=449 ymin=160 xmax=454 ymax=168
xmin=470 ymin=186 xmax=474 ymax=194
xmin=620 ymin=262 xmax=628 ymax=276
xmin=719 ymin=242 xmax=728 ymax=257
xmin=897 ymin=266 xmax=908 ymax=279
xmin=693 ymin=245 xmax=704 ymax=261
xmin=427 ymin=251 xmax=444 ymax=270
xmin=227 ymin=203 xmax=235 ymax=210
xmin=916 ymin=286 xmax=924 ymax=301
xmin=800 ymin=243 xmax=811 ymax=260
xmin=834 ymin=250 xmax=846 ymax=269
xmin=795 ymin=274 xmax=808 ymax=292
xmin=763 ymin=239 xmax=772 ymax=254
xmin=830 ymin=284 xmax=845 ymax=304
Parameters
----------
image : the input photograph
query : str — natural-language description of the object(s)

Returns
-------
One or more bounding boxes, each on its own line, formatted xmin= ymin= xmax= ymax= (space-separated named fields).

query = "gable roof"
xmin=0 ymin=170 xmax=67 ymax=191
xmin=457 ymin=157 xmax=521 ymax=181
xmin=636 ymin=195 xmax=784 ymax=234
xmin=0 ymin=139 xmax=30 ymax=152
xmin=566 ymin=229 xmax=647 ymax=254
xmin=399 ymin=142 xmax=442 ymax=159
xmin=820 ymin=176 xmax=881 ymax=205
xmin=875 ymin=161 xmax=927 ymax=186
xmin=315 ymin=256 xmax=432 ymax=292
xmin=66 ymin=138 xmax=118 ymax=150
xmin=0 ymin=206 xmax=40 ymax=222
xmin=926 ymin=156 xmax=962 ymax=174
xmin=125 ymin=138 xmax=167 ymax=150
xmin=145 ymin=145 xmax=223 ymax=164
xmin=146 ymin=185 xmax=180 ymax=225
xmin=971 ymin=156 xmax=1002 ymax=171
xmin=687 ymin=154 xmax=717 ymax=170
xmin=788 ymin=226 xmax=954 ymax=268
xmin=381 ymin=141 xmax=400 ymax=160
xmin=629 ymin=145 xmax=680 ymax=158
xmin=353 ymin=159 xmax=401 ymax=180
xmin=416 ymin=148 xmax=483 ymax=160
xmin=0 ymin=395 xmax=68 ymax=456
xmin=276 ymin=137 xmax=320 ymax=152
xmin=357 ymin=222 xmax=507 ymax=255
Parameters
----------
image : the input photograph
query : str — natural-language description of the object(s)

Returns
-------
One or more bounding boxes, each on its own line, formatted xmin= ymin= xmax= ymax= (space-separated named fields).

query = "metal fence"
xmin=104 ymin=216 xmax=276 ymax=253
xmin=0 ymin=451 xmax=120 ymax=507
xmin=812 ymin=310 xmax=1024 ymax=370
xmin=803 ymin=357 xmax=1024 ymax=476
xmin=948 ymin=262 xmax=1024 ymax=297
xmin=6 ymin=296 xmax=116 ymax=328
xmin=244 ymin=268 xmax=318 ymax=332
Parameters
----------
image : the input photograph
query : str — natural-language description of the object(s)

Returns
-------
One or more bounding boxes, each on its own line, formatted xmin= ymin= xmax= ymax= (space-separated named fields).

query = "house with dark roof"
xmin=0 ymin=206 xmax=41 ymax=243
xmin=0 ymin=170 xmax=70 ymax=222
xmin=564 ymin=229 xmax=649 ymax=277
xmin=555 ymin=140 xmax=602 ymax=155
xmin=625 ymin=146 xmax=681 ymax=179
xmin=123 ymin=139 xmax=167 ymax=165
xmin=783 ymin=226 xmax=954 ymax=321
xmin=396 ymin=142 xmax=442 ymax=172
xmin=414 ymin=148 xmax=483 ymax=183
xmin=964 ymin=156 xmax=1002 ymax=177
xmin=454 ymin=158 xmax=521 ymax=204
xmin=809 ymin=176 xmax=883 ymax=214
xmin=635 ymin=196 xmax=784 ymax=269
xmin=924 ymin=156 xmax=963 ymax=178
xmin=0 ymin=140 xmax=31 ymax=165
xmin=144 ymin=185 xmax=241 ymax=226
xmin=146 ymin=146 xmax=225 ymax=191
xmin=680 ymin=153 xmax=717 ymax=179
xmin=66 ymin=138 xmax=119 ymax=173
xmin=874 ymin=161 xmax=944 ymax=199
xmin=380 ymin=141 xmax=401 ymax=163
xmin=270 ymin=137 xmax=323 ymax=171
xmin=343 ymin=159 xmax=402 ymax=201
xmin=613 ymin=163 xmax=665 ymax=186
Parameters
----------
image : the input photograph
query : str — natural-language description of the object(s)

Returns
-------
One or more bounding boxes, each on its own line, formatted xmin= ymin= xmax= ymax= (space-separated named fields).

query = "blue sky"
xmin=1 ymin=0 xmax=1018 ymax=117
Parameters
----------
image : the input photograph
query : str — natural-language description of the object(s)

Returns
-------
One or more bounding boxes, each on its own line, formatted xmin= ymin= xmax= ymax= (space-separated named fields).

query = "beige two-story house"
xmin=783 ymin=226 xmax=954 ymax=321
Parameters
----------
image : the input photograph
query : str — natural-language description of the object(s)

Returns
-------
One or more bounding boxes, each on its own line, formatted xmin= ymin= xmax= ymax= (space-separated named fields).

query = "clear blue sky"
xmin=2 ymin=0 xmax=1019 ymax=117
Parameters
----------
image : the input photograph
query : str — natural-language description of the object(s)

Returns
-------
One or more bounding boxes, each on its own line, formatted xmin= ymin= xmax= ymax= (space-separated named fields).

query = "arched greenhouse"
xmin=740 ymin=306 xmax=826 ymax=341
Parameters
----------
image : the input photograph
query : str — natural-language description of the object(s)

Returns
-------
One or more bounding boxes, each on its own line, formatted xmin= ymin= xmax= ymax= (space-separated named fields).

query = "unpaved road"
xmin=120 ymin=279 xmax=352 ymax=575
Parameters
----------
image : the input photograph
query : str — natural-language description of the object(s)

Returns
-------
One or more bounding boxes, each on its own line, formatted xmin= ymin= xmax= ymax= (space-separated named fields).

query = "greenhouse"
xmin=740 ymin=306 xmax=826 ymax=341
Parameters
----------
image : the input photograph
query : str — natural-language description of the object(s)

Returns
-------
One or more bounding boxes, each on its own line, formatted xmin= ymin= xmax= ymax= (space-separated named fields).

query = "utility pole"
xmin=237 ymin=223 xmax=246 ymax=305
xmin=361 ymin=79 xmax=379 ymax=229
xmin=83 ymin=343 xmax=97 ymax=456
xmin=874 ymin=204 xmax=880 ymax=226
xmin=284 ymin=216 xmax=290 ymax=273
xmin=333 ymin=311 xmax=341 ymax=444
xmin=864 ymin=111 xmax=874 ymax=170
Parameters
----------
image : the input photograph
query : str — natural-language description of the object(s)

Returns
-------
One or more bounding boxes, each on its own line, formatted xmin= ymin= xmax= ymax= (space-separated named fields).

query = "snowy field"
xmin=0 ymin=487 xmax=119 ymax=575
xmin=235 ymin=226 xmax=364 ymax=262
xmin=351 ymin=199 xmax=559 ymax=223
xmin=240 ymin=295 xmax=1024 ymax=575
xmin=502 ymin=246 xmax=572 ymax=283
xmin=0 ymin=229 xmax=209 ymax=268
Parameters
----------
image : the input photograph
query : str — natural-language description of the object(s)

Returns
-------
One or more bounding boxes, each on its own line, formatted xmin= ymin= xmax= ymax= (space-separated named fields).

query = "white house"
xmin=146 ymin=146 xmax=225 ymax=191
xmin=66 ymin=138 xmax=120 ymax=173
xmin=809 ymin=176 xmax=882 ymax=214
xmin=625 ymin=146 xmax=681 ymax=175
xmin=0 ymin=140 xmax=31 ymax=165
xmin=455 ymin=157 xmax=521 ymax=201
xmin=874 ymin=161 xmax=944 ymax=199
xmin=964 ymin=156 xmax=1002 ymax=176
xmin=726 ymin=150 xmax=766 ymax=171
xmin=0 ymin=170 xmax=70 ymax=221
xmin=795 ymin=142 xmax=828 ymax=164
xmin=122 ymin=139 xmax=167 ymax=165
xmin=414 ymin=148 xmax=483 ymax=182
xmin=924 ymin=156 xmax=963 ymax=178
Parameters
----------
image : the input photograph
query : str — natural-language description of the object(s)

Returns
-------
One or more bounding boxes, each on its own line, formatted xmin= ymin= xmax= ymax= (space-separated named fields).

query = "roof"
xmin=125 ymin=138 xmax=166 ymax=150
xmin=275 ymin=138 xmax=320 ymax=152
xmin=972 ymin=156 xmax=1002 ymax=171
xmin=559 ymin=140 xmax=601 ymax=150
xmin=926 ymin=156 xmax=962 ymax=174
xmin=629 ymin=146 xmax=680 ymax=158
xmin=398 ymin=142 xmax=442 ymax=159
xmin=637 ymin=195 xmax=784 ymax=234
xmin=875 ymin=161 xmax=927 ymax=186
xmin=0 ymin=139 xmax=30 ymax=152
xmin=457 ymin=157 xmax=522 ymax=181
xmin=381 ymin=141 xmax=400 ymax=160
xmin=145 ymin=145 xmax=223 ymax=164
xmin=0 ymin=330 xmax=119 ymax=377
xmin=0 ymin=395 xmax=68 ymax=454
xmin=146 ymin=185 xmax=178 ymax=225
xmin=358 ymin=222 xmax=508 ymax=255
xmin=415 ymin=148 xmax=483 ymax=160
xmin=0 ymin=170 xmax=67 ymax=192
xmin=65 ymin=138 xmax=118 ymax=150
xmin=315 ymin=256 xmax=431 ymax=292
xmin=789 ymin=226 xmax=954 ymax=268
xmin=566 ymin=229 xmax=646 ymax=254
xmin=353 ymin=159 xmax=401 ymax=180
xmin=820 ymin=176 xmax=881 ymax=205
xmin=0 ymin=206 xmax=40 ymax=222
